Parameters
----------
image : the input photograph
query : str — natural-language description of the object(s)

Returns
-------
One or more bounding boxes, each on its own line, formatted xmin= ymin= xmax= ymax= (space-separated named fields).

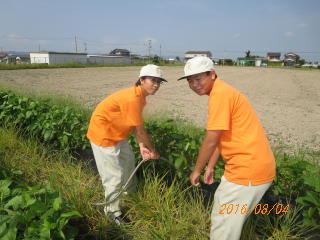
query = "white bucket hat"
xmin=139 ymin=64 xmax=167 ymax=82
xmin=178 ymin=56 xmax=214 ymax=80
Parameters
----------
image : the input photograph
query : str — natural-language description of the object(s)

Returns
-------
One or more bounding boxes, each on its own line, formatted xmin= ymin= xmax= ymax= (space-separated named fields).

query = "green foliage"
xmin=0 ymin=127 xmax=112 ymax=239
xmin=0 ymin=168 xmax=81 ymax=240
xmin=129 ymin=118 xmax=225 ymax=184
xmin=296 ymin=165 xmax=320 ymax=227
xmin=267 ymin=62 xmax=282 ymax=67
xmin=218 ymin=59 xmax=234 ymax=65
xmin=241 ymin=205 xmax=316 ymax=240
xmin=0 ymin=90 xmax=90 ymax=152
xmin=272 ymin=153 xmax=320 ymax=229
xmin=125 ymin=173 xmax=209 ymax=240
xmin=128 ymin=119 xmax=200 ymax=184
xmin=0 ymin=90 xmax=224 ymax=184
xmin=1 ymin=89 xmax=320 ymax=231
xmin=272 ymin=153 xmax=313 ymax=198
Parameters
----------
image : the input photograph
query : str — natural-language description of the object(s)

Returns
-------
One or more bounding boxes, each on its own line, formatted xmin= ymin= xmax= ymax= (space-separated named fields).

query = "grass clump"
xmin=241 ymin=205 xmax=317 ymax=240
xmin=124 ymin=174 xmax=209 ymax=240
xmin=0 ymin=127 xmax=111 ymax=239
xmin=0 ymin=127 xmax=213 ymax=239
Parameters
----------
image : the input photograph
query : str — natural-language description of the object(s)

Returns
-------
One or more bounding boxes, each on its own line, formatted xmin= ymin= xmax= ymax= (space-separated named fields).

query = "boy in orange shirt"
xmin=178 ymin=57 xmax=275 ymax=240
xmin=87 ymin=64 xmax=165 ymax=224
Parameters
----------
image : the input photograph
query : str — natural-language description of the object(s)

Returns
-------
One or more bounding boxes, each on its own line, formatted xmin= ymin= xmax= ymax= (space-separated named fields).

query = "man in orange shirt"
xmin=178 ymin=57 xmax=275 ymax=240
xmin=87 ymin=64 xmax=165 ymax=224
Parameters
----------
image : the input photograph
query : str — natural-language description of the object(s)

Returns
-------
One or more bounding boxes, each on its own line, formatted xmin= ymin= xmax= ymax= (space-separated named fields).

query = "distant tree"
xmin=152 ymin=55 xmax=161 ymax=64
xmin=224 ymin=59 xmax=234 ymax=65
xmin=245 ymin=50 xmax=251 ymax=58
xmin=298 ymin=58 xmax=305 ymax=65
xmin=175 ymin=56 xmax=181 ymax=62
xmin=218 ymin=58 xmax=234 ymax=66
xmin=218 ymin=59 xmax=233 ymax=65
xmin=295 ymin=54 xmax=300 ymax=64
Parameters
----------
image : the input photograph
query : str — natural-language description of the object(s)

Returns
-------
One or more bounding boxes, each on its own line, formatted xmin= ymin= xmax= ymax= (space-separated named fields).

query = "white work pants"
xmin=90 ymin=140 xmax=136 ymax=217
xmin=210 ymin=176 xmax=272 ymax=240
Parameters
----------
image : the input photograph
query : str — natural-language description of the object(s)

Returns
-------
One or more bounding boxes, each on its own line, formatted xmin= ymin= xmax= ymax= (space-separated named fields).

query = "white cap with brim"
xmin=139 ymin=64 xmax=167 ymax=82
xmin=178 ymin=56 xmax=214 ymax=80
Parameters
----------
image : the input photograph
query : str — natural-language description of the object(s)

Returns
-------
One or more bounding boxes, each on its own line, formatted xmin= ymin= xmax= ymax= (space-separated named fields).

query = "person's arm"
xmin=204 ymin=148 xmax=220 ymax=184
xmin=190 ymin=130 xmax=221 ymax=186
xmin=134 ymin=125 xmax=160 ymax=160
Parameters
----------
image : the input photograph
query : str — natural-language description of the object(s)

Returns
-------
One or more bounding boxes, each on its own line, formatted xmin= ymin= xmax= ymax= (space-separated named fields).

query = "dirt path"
xmin=0 ymin=66 xmax=319 ymax=149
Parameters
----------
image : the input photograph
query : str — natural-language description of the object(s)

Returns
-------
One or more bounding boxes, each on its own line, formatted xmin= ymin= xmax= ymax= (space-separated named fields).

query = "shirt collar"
xmin=209 ymin=77 xmax=220 ymax=96
xmin=135 ymin=85 xmax=147 ymax=102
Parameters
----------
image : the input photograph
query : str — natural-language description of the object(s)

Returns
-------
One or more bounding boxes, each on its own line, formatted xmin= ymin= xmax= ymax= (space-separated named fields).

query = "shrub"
xmin=272 ymin=153 xmax=313 ymax=199
xmin=0 ymin=91 xmax=90 ymax=152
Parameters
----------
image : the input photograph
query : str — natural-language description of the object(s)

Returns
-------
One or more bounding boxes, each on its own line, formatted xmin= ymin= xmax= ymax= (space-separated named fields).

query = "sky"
xmin=1 ymin=0 xmax=320 ymax=61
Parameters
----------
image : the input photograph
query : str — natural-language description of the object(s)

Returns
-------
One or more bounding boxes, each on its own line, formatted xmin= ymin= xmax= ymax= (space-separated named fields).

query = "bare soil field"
xmin=0 ymin=66 xmax=319 ymax=149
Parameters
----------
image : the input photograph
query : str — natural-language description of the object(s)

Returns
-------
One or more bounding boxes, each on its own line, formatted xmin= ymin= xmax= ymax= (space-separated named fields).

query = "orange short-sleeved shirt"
xmin=207 ymin=78 xmax=275 ymax=186
xmin=87 ymin=86 xmax=146 ymax=147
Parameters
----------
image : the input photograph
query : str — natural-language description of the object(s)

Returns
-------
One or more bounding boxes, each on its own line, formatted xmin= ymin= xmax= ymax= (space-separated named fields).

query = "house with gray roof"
xmin=267 ymin=52 xmax=281 ymax=62
xmin=184 ymin=51 xmax=212 ymax=61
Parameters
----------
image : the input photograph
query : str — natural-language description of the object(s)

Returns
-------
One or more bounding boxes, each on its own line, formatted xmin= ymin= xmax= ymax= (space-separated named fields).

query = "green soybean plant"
xmin=296 ymin=165 xmax=320 ymax=227
xmin=0 ymin=168 xmax=82 ymax=240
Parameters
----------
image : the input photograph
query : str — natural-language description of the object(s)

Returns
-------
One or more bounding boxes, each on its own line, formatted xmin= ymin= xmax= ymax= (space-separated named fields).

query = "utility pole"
xmin=74 ymin=36 xmax=78 ymax=53
xmin=223 ymin=49 xmax=225 ymax=66
xmin=38 ymin=44 xmax=40 ymax=52
xmin=84 ymin=42 xmax=87 ymax=53
xmin=147 ymin=39 xmax=152 ymax=61
xmin=160 ymin=44 xmax=162 ymax=58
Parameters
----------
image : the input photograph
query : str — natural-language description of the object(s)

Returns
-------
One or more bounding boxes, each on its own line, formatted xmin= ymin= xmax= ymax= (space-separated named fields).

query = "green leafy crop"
xmin=0 ymin=91 xmax=90 ymax=152
xmin=0 ymin=168 xmax=81 ymax=240
xmin=296 ymin=166 xmax=320 ymax=227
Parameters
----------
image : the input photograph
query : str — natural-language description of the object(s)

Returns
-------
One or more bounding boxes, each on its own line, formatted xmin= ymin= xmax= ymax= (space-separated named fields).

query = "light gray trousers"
xmin=90 ymin=140 xmax=136 ymax=217
xmin=210 ymin=176 xmax=272 ymax=240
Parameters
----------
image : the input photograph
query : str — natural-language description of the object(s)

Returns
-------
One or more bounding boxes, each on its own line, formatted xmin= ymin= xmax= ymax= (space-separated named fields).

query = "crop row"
xmin=0 ymin=167 xmax=81 ymax=239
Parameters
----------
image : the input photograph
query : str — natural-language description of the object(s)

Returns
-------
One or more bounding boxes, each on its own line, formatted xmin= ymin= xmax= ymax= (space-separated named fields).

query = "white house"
xmin=267 ymin=52 xmax=281 ymax=62
xmin=30 ymin=52 xmax=87 ymax=64
xmin=184 ymin=51 xmax=212 ymax=61
xmin=87 ymin=55 xmax=131 ymax=64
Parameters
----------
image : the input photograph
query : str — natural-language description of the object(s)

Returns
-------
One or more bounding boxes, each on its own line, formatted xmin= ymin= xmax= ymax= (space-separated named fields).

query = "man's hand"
xmin=134 ymin=125 xmax=159 ymax=160
xmin=190 ymin=170 xmax=201 ymax=186
xmin=140 ymin=146 xmax=151 ymax=160
xmin=204 ymin=168 xmax=214 ymax=184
